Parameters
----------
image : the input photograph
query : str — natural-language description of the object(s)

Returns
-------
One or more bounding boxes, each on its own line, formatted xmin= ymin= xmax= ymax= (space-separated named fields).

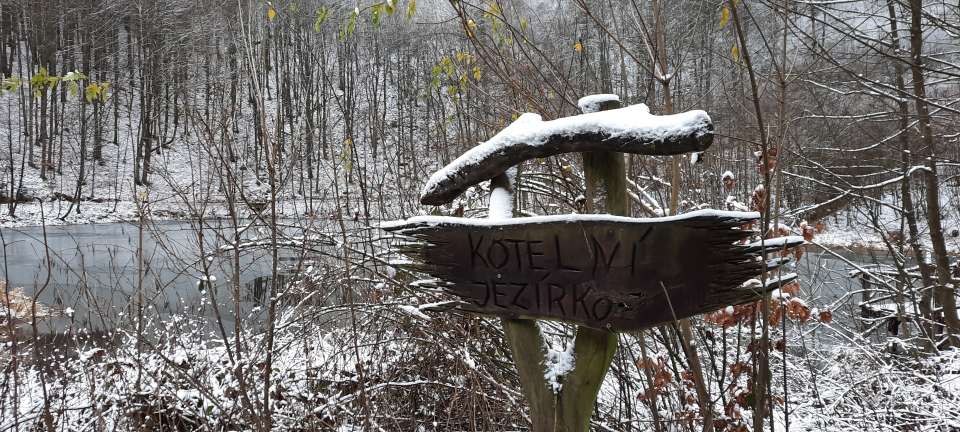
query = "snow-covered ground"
xmin=5 ymin=290 xmax=958 ymax=431
xmin=812 ymin=184 xmax=960 ymax=253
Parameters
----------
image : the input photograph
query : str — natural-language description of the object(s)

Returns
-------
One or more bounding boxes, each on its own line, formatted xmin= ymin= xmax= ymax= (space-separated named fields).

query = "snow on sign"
xmin=384 ymin=212 xmax=802 ymax=331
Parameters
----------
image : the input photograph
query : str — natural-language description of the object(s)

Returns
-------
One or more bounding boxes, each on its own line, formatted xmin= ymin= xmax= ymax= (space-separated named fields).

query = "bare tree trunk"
xmin=907 ymin=0 xmax=960 ymax=345
xmin=652 ymin=0 xmax=714 ymax=427
xmin=728 ymin=2 xmax=773 ymax=429
xmin=886 ymin=0 xmax=937 ymax=347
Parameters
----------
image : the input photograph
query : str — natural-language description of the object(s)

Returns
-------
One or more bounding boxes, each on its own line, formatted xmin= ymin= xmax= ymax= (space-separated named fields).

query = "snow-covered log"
xmin=419 ymin=104 xmax=714 ymax=205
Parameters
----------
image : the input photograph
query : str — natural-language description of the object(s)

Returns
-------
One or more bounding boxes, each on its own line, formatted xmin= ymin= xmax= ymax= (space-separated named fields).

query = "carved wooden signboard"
xmin=386 ymin=98 xmax=802 ymax=332
xmin=384 ymin=211 xmax=800 ymax=331
xmin=384 ymin=95 xmax=804 ymax=431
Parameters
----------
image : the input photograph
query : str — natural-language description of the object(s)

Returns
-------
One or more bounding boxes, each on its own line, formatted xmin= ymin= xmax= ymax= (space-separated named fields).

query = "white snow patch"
xmin=418 ymin=301 xmax=458 ymax=311
xmin=172 ymin=351 xmax=189 ymax=366
xmin=576 ymin=93 xmax=621 ymax=113
xmin=461 ymin=348 xmax=476 ymax=370
xmin=745 ymin=236 xmax=805 ymax=249
xmin=384 ymin=209 xmax=759 ymax=230
xmin=176 ymin=389 xmax=200 ymax=402
xmin=78 ymin=348 xmax=104 ymax=362
xmin=544 ymin=343 xmax=576 ymax=393
xmin=398 ymin=305 xmax=432 ymax=321
xmin=410 ymin=278 xmax=441 ymax=288
xmin=725 ymin=195 xmax=749 ymax=212
xmin=488 ymin=186 xmax=513 ymax=220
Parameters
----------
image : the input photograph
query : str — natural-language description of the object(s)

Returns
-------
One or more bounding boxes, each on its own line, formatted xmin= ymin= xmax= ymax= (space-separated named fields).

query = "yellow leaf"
xmin=472 ymin=66 xmax=481 ymax=80
xmin=731 ymin=44 xmax=740 ymax=62
xmin=574 ymin=41 xmax=583 ymax=52
xmin=1 ymin=76 xmax=20 ymax=93
xmin=720 ymin=6 xmax=729 ymax=28
xmin=85 ymin=83 xmax=100 ymax=103
xmin=267 ymin=5 xmax=277 ymax=21
xmin=98 ymin=82 xmax=110 ymax=101
xmin=466 ymin=19 xmax=477 ymax=37
xmin=406 ymin=0 xmax=416 ymax=19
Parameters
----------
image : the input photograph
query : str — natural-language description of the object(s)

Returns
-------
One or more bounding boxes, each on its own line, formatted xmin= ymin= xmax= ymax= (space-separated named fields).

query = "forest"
xmin=1 ymin=0 xmax=959 ymax=430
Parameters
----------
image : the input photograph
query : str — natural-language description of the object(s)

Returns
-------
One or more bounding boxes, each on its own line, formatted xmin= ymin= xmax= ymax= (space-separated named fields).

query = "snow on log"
xmin=419 ymin=103 xmax=714 ymax=205
xmin=577 ymin=93 xmax=621 ymax=113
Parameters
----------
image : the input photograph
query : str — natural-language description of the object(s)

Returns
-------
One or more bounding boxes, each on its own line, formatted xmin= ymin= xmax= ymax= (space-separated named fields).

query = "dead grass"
xmin=0 ymin=280 xmax=53 ymax=343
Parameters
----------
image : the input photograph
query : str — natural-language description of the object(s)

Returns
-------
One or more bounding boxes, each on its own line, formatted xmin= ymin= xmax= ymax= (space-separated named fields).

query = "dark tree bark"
xmin=907 ymin=0 xmax=960 ymax=344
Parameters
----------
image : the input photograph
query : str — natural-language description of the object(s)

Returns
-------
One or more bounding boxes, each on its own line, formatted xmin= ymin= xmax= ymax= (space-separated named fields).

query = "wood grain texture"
xmin=385 ymin=213 xmax=800 ymax=331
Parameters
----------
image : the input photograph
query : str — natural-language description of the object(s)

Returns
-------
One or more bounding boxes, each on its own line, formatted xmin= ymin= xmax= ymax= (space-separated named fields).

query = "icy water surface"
xmin=2 ymin=220 xmax=904 ymax=338
xmin=1 ymin=220 xmax=306 ymax=334
xmin=792 ymin=246 xmax=923 ymax=345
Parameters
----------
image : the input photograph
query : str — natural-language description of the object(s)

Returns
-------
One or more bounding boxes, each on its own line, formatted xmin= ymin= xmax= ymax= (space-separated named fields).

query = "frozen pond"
xmin=1 ymin=219 xmax=305 ymax=334
xmin=792 ymin=246 xmax=927 ymax=345
xmin=1 ymin=219 xmax=907 ymax=339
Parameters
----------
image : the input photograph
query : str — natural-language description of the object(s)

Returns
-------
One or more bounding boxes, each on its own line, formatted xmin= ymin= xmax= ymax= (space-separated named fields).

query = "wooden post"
xmin=488 ymin=173 xmax=558 ymax=431
xmin=497 ymin=97 xmax=623 ymax=432
xmin=581 ymin=97 xmax=628 ymax=216
xmin=566 ymin=97 xmax=624 ymax=427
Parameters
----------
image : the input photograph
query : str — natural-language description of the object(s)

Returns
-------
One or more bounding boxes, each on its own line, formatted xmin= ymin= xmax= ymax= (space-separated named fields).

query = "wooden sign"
xmin=384 ymin=210 xmax=801 ymax=331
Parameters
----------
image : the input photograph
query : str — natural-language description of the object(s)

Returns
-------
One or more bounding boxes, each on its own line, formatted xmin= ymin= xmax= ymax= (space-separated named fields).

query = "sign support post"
xmin=499 ymin=98 xmax=624 ymax=432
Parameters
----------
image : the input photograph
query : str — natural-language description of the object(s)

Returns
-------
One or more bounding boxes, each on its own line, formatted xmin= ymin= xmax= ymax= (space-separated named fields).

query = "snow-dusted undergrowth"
xmin=5 ymin=281 xmax=959 ymax=432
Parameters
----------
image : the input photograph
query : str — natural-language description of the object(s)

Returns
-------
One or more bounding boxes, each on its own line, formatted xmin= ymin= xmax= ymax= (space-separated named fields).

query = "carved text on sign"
xmin=384 ymin=211 xmax=800 ymax=331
